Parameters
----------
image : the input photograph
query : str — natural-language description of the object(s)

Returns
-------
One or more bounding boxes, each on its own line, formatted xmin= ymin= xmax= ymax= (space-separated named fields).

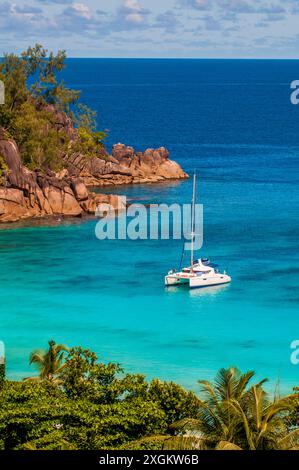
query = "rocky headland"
xmin=0 ymin=112 xmax=187 ymax=223
xmin=0 ymin=45 xmax=188 ymax=223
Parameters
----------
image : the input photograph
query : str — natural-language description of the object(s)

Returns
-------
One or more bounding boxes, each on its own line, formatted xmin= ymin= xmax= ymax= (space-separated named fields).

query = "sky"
xmin=0 ymin=0 xmax=299 ymax=58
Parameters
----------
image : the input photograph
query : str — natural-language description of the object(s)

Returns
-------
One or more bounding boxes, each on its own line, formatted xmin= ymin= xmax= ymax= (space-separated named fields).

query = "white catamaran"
xmin=164 ymin=174 xmax=231 ymax=289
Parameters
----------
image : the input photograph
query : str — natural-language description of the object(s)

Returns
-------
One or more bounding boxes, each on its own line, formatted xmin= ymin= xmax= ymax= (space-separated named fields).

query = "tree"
xmin=0 ymin=44 xmax=108 ymax=174
xmin=0 ymin=347 xmax=169 ymax=450
xmin=160 ymin=367 xmax=299 ymax=450
xmin=12 ymin=102 xmax=70 ymax=170
xmin=195 ymin=367 xmax=257 ymax=447
xmin=227 ymin=385 xmax=299 ymax=450
xmin=59 ymin=347 xmax=145 ymax=404
xmin=27 ymin=340 xmax=68 ymax=383
xmin=0 ymin=44 xmax=79 ymax=116
xmin=0 ymin=54 xmax=28 ymax=114
xmin=58 ymin=347 xmax=98 ymax=400
xmin=5 ymin=341 xmax=299 ymax=452
xmin=73 ymin=104 xmax=108 ymax=158
xmin=21 ymin=44 xmax=80 ymax=112
xmin=148 ymin=379 xmax=201 ymax=426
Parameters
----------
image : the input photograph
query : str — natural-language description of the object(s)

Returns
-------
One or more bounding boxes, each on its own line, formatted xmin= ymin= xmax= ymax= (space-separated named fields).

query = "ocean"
xmin=1 ymin=59 xmax=299 ymax=392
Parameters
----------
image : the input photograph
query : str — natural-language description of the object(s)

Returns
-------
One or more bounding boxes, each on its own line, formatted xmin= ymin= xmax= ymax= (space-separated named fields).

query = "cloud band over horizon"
xmin=0 ymin=0 xmax=299 ymax=58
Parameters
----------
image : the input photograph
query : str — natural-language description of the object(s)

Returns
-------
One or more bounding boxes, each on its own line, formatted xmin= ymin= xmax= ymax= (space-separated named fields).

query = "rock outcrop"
xmin=42 ymin=106 xmax=188 ymax=187
xmin=0 ymin=132 xmax=125 ymax=223
xmin=67 ymin=143 xmax=188 ymax=186
xmin=0 ymin=110 xmax=188 ymax=222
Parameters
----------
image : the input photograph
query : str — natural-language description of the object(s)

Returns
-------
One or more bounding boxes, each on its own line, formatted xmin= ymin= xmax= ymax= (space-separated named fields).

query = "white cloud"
xmin=0 ymin=2 xmax=51 ymax=35
xmin=110 ymin=0 xmax=151 ymax=31
xmin=124 ymin=0 xmax=143 ymax=10
xmin=125 ymin=12 xmax=144 ymax=24
xmin=71 ymin=3 xmax=92 ymax=20
xmin=181 ymin=0 xmax=286 ymax=14
xmin=12 ymin=4 xmax=43 ymax=15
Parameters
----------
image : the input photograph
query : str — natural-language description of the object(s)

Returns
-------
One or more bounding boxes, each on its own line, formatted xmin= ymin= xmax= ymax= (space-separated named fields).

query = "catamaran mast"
xmin=190 ymin=173 xmax=196 ymax=272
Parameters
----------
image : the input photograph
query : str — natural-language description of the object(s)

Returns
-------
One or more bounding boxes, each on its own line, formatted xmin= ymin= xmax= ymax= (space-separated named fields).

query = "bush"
xmin=0 ymin=44 xmax=107 ymax=172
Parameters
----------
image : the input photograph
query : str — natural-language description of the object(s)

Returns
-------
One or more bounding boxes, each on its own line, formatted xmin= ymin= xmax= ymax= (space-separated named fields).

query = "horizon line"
xmin=2 ymin=55 xmax=299 ymax=61
xmin=64 ymin=56 xmax=299 ymax=60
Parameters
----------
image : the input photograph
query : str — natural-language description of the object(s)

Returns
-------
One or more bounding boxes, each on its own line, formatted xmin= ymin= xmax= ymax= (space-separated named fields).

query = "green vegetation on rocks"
xmin=0 ymin=154 xmax=7 ymax=184
xmin=0 ymin=44 xmax=107 ymax=172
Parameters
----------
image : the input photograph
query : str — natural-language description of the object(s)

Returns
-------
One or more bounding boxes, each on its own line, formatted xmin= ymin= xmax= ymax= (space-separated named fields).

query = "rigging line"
xmin=179 ymin=241 xmax=186 ymax=271
xmin=190 ymin=172 xmax=196 ymax=272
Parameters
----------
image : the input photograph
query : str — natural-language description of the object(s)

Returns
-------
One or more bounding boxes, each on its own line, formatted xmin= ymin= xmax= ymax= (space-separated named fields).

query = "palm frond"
xmin=277 ymin=428 xmax=299 ymax=450
xmin=169 ymin=418 xmax=201 ymax=433
xmin=235 ymin=371 xmax=255 ymax=399
xmin=23 ymin=376 xmax=41 ymax=382
xmin=216 ymin=440 xmax=242 ymax=450
xmin=162 ymin=436 xmax=207 ymax=450
xmin=29 ymin=350 xmax=45 ymax=365
xmin=214 ymin=367 xmax=237 ymax=401
xmin=28 ymin=341 xmax=68 ymax=382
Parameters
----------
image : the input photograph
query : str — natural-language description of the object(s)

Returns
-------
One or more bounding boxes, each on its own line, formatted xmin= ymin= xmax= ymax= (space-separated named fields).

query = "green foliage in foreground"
xmin=0 ymin=44 xmax=107 ymax=172
xmin=0 ymin=343 xmax=200 ymax=450
xmin=1 ymin=341 xmax=299 ymax=451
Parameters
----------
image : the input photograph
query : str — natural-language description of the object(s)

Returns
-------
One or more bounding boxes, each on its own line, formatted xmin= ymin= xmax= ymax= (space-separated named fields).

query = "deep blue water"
xmin=1 ymin=59 xmax=299 ymax=392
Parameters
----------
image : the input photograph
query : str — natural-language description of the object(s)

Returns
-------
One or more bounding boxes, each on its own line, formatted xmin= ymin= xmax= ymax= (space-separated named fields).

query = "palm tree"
xmin=26 ymin=340 xmax=68 ymax=383
xmin=195 ymin=367 xmax=259 ymax=446
xmin=159 ymin=367 xmax=299 ymax=450
xmin=228 ymin=384 xmax=299 ymax=449
xmin=167 ymin=368 xmax=258 ymax=448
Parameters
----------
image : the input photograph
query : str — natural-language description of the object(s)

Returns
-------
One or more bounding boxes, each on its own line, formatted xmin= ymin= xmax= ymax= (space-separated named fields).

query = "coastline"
xmin=0 ymin=127 xmax=188 ymax=225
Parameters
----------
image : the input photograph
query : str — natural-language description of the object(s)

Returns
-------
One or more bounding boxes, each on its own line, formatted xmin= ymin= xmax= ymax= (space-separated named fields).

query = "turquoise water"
xmin=1 ymin=59 xmax=299 ymax=392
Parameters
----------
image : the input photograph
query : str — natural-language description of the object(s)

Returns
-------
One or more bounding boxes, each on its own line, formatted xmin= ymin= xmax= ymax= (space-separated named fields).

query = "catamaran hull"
xmin=189 ymin=275 xmax=231 ymax=289
xmin=165 ymin=274 xmax=231 ymax=288
xmin=164 ymin=275 xmax=189 ymax=286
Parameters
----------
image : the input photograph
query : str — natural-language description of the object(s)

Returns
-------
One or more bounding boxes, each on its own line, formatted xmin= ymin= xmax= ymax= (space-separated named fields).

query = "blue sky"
xmin=1 ymin=0 xmax=299 ymax=58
